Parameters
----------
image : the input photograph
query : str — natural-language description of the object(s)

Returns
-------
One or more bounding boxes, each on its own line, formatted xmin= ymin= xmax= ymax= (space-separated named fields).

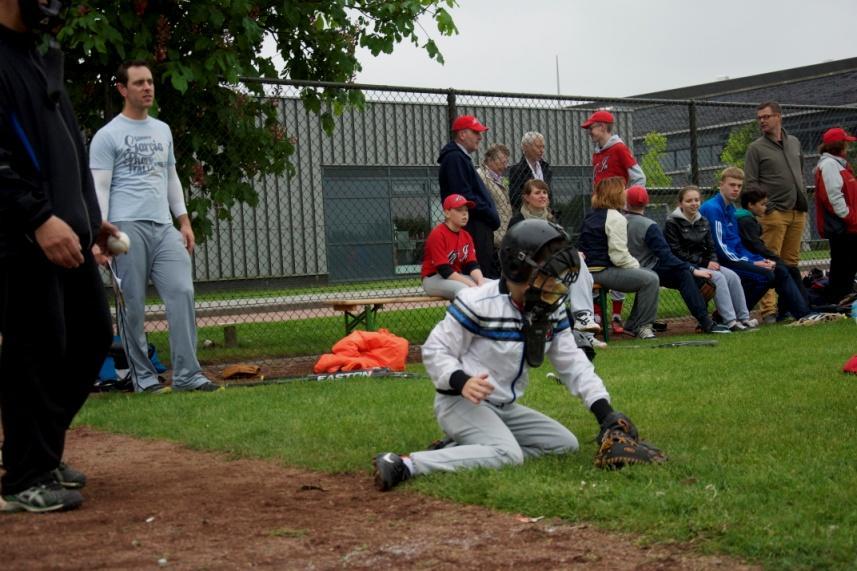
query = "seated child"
xmin=736 ymin=186 xmax=812 ymax=316
xmin=700 ymin=167 xmax=816 ymax=324
xmin=374 ymin=219 xmax=655 ymax=491
xmin=624 ymin=186 xmax=731 ymax=334
xmin=421 ymin=194 xmax=488 ymax=300
xmin=664 ymin=185 xmax=757 ymax=330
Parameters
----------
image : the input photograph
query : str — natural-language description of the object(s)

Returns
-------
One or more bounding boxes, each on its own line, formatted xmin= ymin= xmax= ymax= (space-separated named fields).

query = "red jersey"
xmin=421 ymin=223 xmax=478 ymax=278
xmin=592 ymin=142 xmax=637 ymax=187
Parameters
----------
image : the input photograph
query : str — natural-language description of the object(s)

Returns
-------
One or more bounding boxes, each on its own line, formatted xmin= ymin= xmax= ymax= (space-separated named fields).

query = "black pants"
xmin=465 ymin=217 xmax=499 ymax=279
xmin=723 ymin=260 xmax=810 ymax=318
xmin=827 ymin=234 xmax=857 ymax=304
xmin=656 ymin=267 xmax=712 ymax=330
xmin=0 ymin=247 xmax=112 ymax=495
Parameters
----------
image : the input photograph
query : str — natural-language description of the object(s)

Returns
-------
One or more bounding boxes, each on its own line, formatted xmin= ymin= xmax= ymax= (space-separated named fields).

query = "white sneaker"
xmin=742 ymin=318 xmax=759 ymax=329
xmin=726 ymin=320 xmax=746 ymax=331
xmin=574 ymin=311 xmax=602 ymax=333
xmin=636 ymin=325 xmax=656 ymax=340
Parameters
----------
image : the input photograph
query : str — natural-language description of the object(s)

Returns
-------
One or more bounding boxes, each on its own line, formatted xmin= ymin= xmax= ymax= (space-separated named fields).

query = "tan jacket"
xmin=477 ymin=165 xmax=513 ymax=247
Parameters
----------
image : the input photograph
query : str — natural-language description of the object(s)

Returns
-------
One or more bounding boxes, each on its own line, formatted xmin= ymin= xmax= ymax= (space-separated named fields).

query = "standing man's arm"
xmin=167 ymin=165 xmax=194 ymax=253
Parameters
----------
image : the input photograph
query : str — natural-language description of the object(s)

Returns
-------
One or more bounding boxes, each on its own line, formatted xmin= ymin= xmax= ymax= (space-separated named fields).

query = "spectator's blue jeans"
xmin=722 ymin=260 xmax=810 ymax=318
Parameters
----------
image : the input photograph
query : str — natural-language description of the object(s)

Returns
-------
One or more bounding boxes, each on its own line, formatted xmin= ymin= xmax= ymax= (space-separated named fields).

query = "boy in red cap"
xmin=814 ymin=127 xmax=857 ymax=305
xmin=582 ymin=109 xmax=647 ymax=190
xmin=438 ymin=115 xmax=501 ymax=278
xmin=624 ymin=186 xmax=731 ymax=334
xmin=421 ymin=194 xmax=488 ymax=300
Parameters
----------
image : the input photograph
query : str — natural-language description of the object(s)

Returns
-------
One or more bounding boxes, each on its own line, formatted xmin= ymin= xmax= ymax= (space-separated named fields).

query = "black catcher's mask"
xmin=499 ymin=220 xmax=581 ymax=367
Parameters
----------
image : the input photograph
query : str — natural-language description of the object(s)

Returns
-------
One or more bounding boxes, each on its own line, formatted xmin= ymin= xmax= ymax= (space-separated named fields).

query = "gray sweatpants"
xmin=113 ymin=221 xmax=208 ymax=391
xmin=569 ymin=258 xmax=595 ymax=315
xmin=409 ymin=394 xmax=579 ymax=476
xmin=591 ymin=267 xmax=660 ymax=333
xmin=705 ymin=266 xmax=750 ymax=323
xmin=422 ymin=274 xmax=473 ymax=301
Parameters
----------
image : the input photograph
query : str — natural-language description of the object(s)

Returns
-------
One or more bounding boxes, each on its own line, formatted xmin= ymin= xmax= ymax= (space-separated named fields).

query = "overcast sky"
xmin=353 ymin=0 xmax=857 ymax=97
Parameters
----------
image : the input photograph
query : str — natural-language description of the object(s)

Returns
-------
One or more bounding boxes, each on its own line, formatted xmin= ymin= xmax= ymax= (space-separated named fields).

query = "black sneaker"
xmin=2 ymin=480 xmax=83 ymax=513
xmin=192 ymin=381 xmax=224 ymax=392
xmin=373 ymin=452 xmax=411 ymax=491
xmin=142 ymin=382 xmax=172 ymax=394
xmin=53 ymin=463 xmax=86 ymax=489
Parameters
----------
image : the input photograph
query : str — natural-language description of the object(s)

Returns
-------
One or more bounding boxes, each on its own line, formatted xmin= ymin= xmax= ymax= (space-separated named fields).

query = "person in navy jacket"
xmin=438 ymin=115 xmax=500 ymax=278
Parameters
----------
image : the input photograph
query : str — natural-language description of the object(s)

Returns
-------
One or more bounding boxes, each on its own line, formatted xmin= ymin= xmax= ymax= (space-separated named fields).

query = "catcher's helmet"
xmin=499 ymin=219 xmax=575 ymax=283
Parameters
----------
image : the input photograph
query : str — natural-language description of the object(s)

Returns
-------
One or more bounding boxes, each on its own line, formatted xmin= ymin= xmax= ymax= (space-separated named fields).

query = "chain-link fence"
xmin=130 ymin=79 xmax=856 ymax=369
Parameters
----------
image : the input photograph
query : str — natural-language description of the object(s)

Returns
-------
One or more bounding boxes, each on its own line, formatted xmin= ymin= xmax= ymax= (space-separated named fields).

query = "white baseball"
xmin=107 ymin=231 xmax=131 ymax=255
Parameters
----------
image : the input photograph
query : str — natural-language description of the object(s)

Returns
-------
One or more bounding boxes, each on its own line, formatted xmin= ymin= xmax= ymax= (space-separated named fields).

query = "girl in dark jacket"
xmin=664 ymin=186 xmax=757 ymax=329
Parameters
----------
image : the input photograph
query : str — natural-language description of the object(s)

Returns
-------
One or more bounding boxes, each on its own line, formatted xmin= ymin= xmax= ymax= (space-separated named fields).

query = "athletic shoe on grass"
xmin=142 ymin=383 xmax=172 ymax=394
xmin=373 ymin=452 xmax=411 ymax=491
xmin=2 ymin=481 xmax=83 ymax=514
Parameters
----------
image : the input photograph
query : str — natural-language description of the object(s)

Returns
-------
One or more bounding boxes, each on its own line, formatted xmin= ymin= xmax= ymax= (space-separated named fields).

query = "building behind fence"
xmin=132 ymin=76 xmax=856 ymax=366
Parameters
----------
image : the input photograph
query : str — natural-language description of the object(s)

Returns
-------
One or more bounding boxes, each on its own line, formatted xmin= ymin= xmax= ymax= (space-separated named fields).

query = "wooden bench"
xmin=324 ymin=295 xmax=447 ymax=335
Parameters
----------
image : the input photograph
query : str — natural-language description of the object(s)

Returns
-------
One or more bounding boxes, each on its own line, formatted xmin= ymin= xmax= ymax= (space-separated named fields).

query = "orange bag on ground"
xmin=313 ymin=329 xmax=409 ymax=374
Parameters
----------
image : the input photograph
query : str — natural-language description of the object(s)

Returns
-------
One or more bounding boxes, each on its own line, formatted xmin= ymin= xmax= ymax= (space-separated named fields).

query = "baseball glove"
xmin=222 ymin=363 xmax=263 ymax=380
xmin=698 ymin=278 xmax=716 ymax=302
xmin=594 ymin=411 xmax=668 ymax=470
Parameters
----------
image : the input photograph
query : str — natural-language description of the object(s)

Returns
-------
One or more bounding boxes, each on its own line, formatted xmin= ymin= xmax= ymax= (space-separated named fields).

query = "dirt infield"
xmin=0 ymin=428 xmax=758 ymax=570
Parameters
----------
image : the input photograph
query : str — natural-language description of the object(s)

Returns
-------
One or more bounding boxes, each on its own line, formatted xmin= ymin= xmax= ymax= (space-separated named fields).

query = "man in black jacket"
xmin=508 ymin=131 xmax=553 ymax=211
xmin=0 ymin=0 xmax=117 ymax=513
xmin=438 ymin=115 xmax=501 ymax=278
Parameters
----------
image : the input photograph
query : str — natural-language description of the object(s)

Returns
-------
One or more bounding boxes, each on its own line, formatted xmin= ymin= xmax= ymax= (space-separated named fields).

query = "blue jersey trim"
xmin=10 ymin=113 xmax=41 ymax=173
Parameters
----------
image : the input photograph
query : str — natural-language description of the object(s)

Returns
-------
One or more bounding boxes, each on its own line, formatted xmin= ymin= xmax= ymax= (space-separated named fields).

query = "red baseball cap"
xmin=822 ymin=127 xmax=857 ymax=145
xmin=451 ymin=115 xmax=489 ymax=133
xmin=443 ymin=194 xmax=475 ymax=210
xmin=625 ymin=185 xmax=649 ymax=208
xmin=581 ymin=109 xmax=615 ymax=129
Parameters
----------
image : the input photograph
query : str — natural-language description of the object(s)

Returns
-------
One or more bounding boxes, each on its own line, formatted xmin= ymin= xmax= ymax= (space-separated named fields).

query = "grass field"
xmin=78 ymin=319 xmax=857 ymax=570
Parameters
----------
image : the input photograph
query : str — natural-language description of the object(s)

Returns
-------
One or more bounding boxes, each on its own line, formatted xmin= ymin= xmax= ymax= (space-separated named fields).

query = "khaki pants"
xmin=758 ymin=210 xmax=806 ymax=317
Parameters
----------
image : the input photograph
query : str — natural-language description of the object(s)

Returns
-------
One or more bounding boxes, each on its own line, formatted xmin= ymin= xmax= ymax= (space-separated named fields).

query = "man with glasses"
xmin=744 ymin=101 xmax=809 ymax=323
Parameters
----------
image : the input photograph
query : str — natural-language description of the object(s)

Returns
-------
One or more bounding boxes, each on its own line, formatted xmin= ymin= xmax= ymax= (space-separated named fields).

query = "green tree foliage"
xmin=57 ymin=1 xmax=458 ymax=239
xmin=639 ymin=131 xmax=671 ymax=187
xmin=720 ymin=121 xmax=758 ymax=168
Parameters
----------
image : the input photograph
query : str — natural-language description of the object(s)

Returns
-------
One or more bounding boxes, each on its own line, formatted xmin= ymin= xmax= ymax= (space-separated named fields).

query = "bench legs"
xmin=343 ymin=304 xmax=382 ymax=335
xmin=595 ymin=287 xmax=610 ymax=342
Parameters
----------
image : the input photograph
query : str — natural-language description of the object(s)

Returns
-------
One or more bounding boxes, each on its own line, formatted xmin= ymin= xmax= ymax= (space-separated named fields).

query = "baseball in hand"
xmin=107 ymin=231 xmax=131 ymax=255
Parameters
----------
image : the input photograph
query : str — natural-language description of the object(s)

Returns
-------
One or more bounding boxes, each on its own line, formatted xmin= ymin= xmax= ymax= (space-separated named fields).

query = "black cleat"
xmin=373 ymin=452 xmax=411 ymax=491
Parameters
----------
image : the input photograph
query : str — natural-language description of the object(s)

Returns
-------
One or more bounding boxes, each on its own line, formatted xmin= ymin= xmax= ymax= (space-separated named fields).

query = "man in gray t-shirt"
xmin=90 ymin=60 xmax=220 ymax=393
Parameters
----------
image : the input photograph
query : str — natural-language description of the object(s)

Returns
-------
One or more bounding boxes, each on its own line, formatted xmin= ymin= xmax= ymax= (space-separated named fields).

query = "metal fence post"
xmin=689 ymin=100 xmax=699 ymax=186
xmin=447 ymin=89 xmax=457 ymax=140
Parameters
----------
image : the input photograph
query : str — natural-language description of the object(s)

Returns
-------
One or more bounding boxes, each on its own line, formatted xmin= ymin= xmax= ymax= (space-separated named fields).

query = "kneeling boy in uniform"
xmin=375 ymin=220 xmax=663 ymax=490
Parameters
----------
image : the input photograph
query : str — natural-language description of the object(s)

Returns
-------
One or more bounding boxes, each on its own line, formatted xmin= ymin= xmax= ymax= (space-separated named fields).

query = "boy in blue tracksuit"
xmin=699 ymin=167 xmax=810 ymax=320
xmin=624 ymin=186 xmax=730 ymax=333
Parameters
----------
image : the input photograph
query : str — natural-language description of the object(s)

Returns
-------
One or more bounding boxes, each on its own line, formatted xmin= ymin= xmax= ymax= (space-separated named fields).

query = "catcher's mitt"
xmin=594 ymin=411 xmax=667 ymax=470
xmin=222 ymin=363 xmax=263 ymax=380
xmin=594 ymin=430 xmax=668 ymax=469
xmin=596 ymin=411 xmax=639 ymax=443
xmin=698 ymin=278 xmax=716 ymax=302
